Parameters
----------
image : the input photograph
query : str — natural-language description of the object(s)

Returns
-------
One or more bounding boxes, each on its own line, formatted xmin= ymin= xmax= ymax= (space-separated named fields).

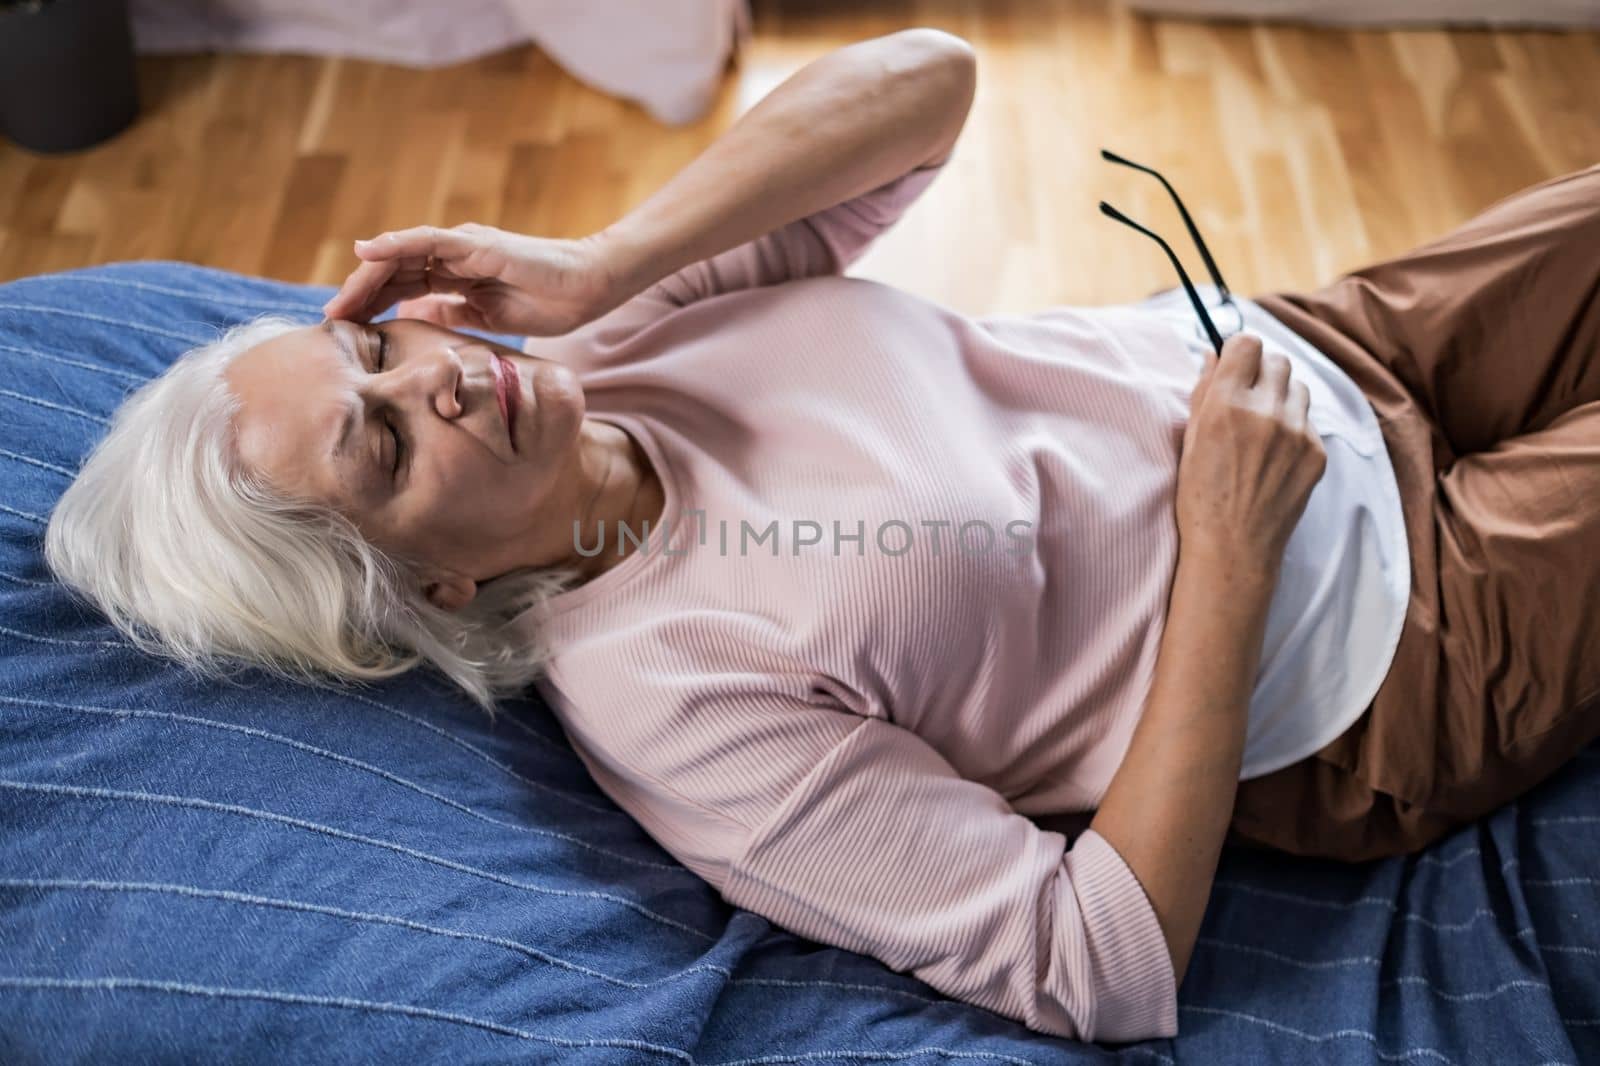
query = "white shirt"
xmin=1125 ymin=284 xmax=1411 ymax=780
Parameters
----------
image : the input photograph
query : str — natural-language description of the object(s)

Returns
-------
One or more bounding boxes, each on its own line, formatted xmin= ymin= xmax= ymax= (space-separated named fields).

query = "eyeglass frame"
xmin=1097 ymin=149 xmax=1239 ymax=353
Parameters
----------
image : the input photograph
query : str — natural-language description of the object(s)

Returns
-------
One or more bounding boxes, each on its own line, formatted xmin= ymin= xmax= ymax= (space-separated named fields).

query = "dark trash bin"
xmin=0 ymin=0 xmax=140 ymax=154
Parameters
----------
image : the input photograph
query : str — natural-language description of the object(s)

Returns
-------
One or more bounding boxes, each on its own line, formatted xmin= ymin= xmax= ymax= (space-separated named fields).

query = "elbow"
xmin=1081 ymin=978 xmax=1181 ymax=1045
xmin=1077 ymin=944 xmax=1181 ymax=1044
xmin=1035 ymin=952 xmax=1180 ymax=1044
xmin=1034 ymin=987 xmax=1179 ymax=1045
xmin=881 ymin=28 xmax=976 ymax=165
xmin=897 ymin=27 xmax=977 ymax=76
xmin=896 ymin=27 xmax=977 ymax=103
xmin=1086 ymin=1007 xmax=1180 ymax=1045
xmin=893 ymin=26 xmax=977 ymax=66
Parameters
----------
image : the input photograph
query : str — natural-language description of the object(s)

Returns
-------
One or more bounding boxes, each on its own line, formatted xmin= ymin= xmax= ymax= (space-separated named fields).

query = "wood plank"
xmin=0 ymin=0 xmax=1593 ymax=319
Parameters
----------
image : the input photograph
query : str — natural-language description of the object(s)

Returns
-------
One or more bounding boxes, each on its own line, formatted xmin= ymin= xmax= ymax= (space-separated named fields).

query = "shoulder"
xmin=531 ymin=613 xmax=866 ymax=892
xmin=536 ymin=666 xmax=750 ymax=890
xmin=534 ymin=605 xmax=826 ymax=757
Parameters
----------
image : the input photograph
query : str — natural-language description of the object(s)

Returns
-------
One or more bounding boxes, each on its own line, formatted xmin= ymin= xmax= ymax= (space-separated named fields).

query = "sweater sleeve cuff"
xmin=1063 ymin=828 xmax=1181 ymax=1042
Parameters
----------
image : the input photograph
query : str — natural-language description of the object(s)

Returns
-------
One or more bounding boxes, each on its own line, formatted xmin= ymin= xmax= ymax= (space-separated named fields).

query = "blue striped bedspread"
xmin=2 ymin=262 xmax=1596 ymax=1064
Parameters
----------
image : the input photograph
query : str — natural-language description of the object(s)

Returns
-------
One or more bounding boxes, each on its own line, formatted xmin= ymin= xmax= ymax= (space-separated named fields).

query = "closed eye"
xmin=388 ymin=416 xmax=403 ymax=480
xmin=370 ymin=326 xmax=404 ymax=482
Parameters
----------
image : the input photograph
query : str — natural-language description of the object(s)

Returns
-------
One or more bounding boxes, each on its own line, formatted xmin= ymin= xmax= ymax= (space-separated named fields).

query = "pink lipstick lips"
xmin=491 ymin=352 xmax=520 ymax=452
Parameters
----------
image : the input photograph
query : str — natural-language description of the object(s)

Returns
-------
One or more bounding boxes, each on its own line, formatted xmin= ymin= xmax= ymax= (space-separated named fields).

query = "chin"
xmin=533 ymin=359 xmax=586 ymax=443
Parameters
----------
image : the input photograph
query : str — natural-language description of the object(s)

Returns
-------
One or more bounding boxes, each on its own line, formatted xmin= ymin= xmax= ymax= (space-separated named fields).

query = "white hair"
xmin=43 ymin=314 xmax=579 ymax=714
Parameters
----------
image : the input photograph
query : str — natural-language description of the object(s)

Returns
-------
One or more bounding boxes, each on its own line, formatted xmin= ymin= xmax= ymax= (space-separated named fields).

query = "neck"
xmin=553 ymin=418 xmax=663 ymax=582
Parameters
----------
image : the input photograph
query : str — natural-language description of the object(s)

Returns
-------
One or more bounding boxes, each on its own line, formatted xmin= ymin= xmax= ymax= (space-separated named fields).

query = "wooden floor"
xmin=1 ymin=0 xmax=1596 ymax=316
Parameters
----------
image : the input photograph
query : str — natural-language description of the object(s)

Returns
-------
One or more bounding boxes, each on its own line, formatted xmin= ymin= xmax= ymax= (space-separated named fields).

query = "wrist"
xmin=1175 ymin=531 xmax=1282 ymax=603
xmin=589 ymin=218 xmax=671 ymax=309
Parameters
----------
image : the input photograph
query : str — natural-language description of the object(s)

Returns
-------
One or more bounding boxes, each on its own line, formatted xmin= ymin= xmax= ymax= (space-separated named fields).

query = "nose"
xmin=367 ymin=342 xmax=466 ymax=420
xmin=430 ymin=345 xmax=465 ymax=419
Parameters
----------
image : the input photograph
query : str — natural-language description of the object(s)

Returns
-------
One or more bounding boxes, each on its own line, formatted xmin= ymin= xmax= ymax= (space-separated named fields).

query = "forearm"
xmin=597 ymin=28 xmax=975 ymax=301
xmin=1088 ymin=541 xmax=1278 ymax=983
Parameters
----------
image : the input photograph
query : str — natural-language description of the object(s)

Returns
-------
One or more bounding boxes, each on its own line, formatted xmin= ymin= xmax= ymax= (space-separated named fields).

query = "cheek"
xmin=414 ymin=438 xmax=519 ymax=521
xmin=417 ymin=426 xmax=498 ymax=483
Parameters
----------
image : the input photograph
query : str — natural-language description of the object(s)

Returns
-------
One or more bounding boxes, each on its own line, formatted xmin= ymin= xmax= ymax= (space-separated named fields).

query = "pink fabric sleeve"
xmin=649 ymin=157 xmax=947 ymax=307
xmin=543 ymin=637 xmax=1182 ymax=1043
xmin=525 ymin=157 xmax=947 ymax=361
xmin=720 ymin=712 xmax=1180 ymax=1043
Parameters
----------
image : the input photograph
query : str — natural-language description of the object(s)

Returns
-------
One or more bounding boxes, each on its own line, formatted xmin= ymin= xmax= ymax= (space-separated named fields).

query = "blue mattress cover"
xmin=1 ymin=261 xmax=1596 ymax=1064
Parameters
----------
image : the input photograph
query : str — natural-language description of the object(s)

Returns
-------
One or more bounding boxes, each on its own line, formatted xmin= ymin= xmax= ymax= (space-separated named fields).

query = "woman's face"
xmin=223 ymin=318 xmax=585 ymax=607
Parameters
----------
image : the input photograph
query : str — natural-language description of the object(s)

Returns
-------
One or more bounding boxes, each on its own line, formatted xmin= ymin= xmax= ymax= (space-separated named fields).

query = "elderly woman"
xmin=42 ymin=29 xmax=1600 ymax=1045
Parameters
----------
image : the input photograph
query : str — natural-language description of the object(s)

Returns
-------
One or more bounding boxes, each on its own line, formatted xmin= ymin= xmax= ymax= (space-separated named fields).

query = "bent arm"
xmin=1089 ymin=541 xmax=1277 ymax=984
xmin=598 ymin=28 xmax=976 ymax=302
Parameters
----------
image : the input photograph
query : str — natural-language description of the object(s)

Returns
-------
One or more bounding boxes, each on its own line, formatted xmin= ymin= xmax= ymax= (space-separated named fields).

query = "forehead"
xmin=223 ymin=323 xmax=366 ymax=507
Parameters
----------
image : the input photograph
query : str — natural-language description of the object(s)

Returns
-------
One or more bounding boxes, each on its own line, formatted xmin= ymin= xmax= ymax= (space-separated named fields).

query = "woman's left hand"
xmin=321 ymin=223 xmax=622 ymax=336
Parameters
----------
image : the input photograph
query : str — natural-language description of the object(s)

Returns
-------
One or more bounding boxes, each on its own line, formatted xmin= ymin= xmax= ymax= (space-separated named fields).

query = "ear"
xmin=423 ymin=570 xmax=478 ymax=613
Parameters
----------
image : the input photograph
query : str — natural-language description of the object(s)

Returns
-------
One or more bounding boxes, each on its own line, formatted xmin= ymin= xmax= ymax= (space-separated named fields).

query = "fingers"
xmin=394 ymin=293 xmax=488 ymax=331
xmin=1188 ymin=347 xmax=1218 ymax=410
xmin=1258 ymin=351 xmax=1291 ymax=402
xmin=323 ymin=258 xmax=401 ymax=321
xmin=353 ymin=225 xmax=483 ymax=265
xmin=323 ymin=258 xmax=479 ymax=323
xmin=1215 ymin=332 xmax=1263 ymax=388
xmin=1198 ymin=333 xmax=1318 ymax=457
xmin=1214 ymin=334 xmax=1299 ymax=408
xmin=396 ymin=294 xmax=464 ymax=325
xmin=394 ymin=294 xmax=452 ymax=321
xmin=1285 ymin=379 xmax=1311 ymax=430
xmin=323 ymin=223 xmax=497 ymax=320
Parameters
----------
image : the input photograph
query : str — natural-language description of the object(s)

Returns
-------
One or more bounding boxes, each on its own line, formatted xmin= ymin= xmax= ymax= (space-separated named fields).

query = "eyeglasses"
xmin=1098 ymin=149 xmax=1236 ymax=353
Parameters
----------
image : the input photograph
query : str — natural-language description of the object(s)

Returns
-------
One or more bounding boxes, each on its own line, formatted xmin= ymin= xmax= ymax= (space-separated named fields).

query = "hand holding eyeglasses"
xmin=1176 ymin=333 xmax=1326 ymax=569
xmin=1094 ymin=150 xmax=1322 ymax=564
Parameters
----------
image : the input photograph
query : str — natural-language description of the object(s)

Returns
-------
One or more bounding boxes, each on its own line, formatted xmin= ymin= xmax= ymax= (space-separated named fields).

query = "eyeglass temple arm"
xmin=1101 ymin=149 xmax=1232 ymax=303
xmin=1099 ymin=201 xmax=1226 ymax=354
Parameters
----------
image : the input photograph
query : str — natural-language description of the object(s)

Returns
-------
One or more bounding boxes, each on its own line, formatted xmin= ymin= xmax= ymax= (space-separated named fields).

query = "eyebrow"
xmin=321 ymin=321 xmax=371 ymax=488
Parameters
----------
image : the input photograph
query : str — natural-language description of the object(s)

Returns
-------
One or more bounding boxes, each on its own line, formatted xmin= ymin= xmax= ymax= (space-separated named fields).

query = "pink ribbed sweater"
xmin=524 ymin=157 xmax=1205 ymax=1042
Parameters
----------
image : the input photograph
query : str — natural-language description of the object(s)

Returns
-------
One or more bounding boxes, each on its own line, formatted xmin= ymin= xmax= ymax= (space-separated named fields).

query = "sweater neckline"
xmin=535 ymin=410 xmax=682 ymax=618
